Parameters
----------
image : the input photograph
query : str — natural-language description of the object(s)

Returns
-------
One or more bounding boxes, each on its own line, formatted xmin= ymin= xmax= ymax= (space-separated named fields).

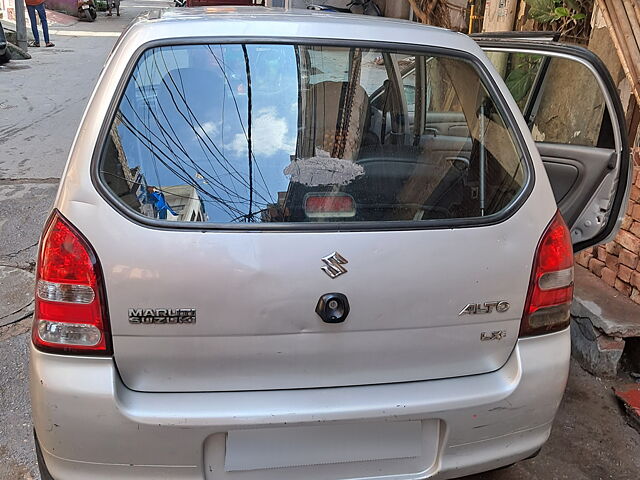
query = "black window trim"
xmin=91 ymin=36 xmax=535 ymax=233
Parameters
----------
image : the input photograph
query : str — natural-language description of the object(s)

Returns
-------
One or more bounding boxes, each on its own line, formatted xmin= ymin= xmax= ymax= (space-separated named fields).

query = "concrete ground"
xmin=0 ymin=2 xmax=170 ymax=479
xmin=1 ymin=3 xmax=640 ymax=479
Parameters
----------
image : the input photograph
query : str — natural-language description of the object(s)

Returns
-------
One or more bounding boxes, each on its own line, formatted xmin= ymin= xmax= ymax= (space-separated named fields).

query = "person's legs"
xmin=26 ymin=5 xmax=40 ymax=45
xmin=35 ymin=4 xmax=50 ymax=45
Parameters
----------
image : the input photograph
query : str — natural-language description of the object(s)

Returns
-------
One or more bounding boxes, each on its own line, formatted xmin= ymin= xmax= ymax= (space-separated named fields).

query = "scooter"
xmin=307 ymin=0 xmax=382 ymax=16
xmin=78 ymin=0 xmax=97 ymax=21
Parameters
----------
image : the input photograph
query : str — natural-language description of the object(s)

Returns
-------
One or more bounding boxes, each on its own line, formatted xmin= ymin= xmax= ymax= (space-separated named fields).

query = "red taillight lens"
xmin=304 ymin=194 xmax=356 ymax=218
xmin=33 ymin=211 xmax=111 ymax=355
xmin=520 ymin=211 xmax=574 ymax=337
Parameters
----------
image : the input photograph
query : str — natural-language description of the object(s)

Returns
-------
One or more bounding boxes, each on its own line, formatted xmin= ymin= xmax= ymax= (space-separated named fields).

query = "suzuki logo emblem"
xmin=321 ymin=252 xmax=348 ymax=279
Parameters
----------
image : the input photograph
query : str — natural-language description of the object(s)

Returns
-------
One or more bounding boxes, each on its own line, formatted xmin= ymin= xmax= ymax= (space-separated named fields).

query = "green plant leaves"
xmin=504 ymin=54 xmax=543 ymax=108
xmin=526 ymin=0 xmax=557 ymax=22
xmin=505 ymin=68 xmax=535 ymax=103
xmin=525 ymin=0 xmax=587 ymax=24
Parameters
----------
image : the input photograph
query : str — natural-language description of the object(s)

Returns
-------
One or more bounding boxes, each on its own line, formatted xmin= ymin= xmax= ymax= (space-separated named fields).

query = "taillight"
xmin=520 ymin=211 xmax=574 ymax=337
xmin=33 ymin=210 xmax=111 ymax=355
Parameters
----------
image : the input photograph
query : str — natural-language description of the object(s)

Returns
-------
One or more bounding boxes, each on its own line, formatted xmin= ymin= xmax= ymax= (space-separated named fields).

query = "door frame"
xmin=475 ymin=39 xmax=631 ymax=252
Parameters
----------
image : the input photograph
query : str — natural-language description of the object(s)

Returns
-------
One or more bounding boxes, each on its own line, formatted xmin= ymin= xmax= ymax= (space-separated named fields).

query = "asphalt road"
xmin=1 ymin=3 xmax=640 ymax=479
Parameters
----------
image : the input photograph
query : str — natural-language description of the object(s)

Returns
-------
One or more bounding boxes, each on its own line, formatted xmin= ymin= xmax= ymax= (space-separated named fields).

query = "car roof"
xmin=122 ymin=6 xmax=482 ymax=57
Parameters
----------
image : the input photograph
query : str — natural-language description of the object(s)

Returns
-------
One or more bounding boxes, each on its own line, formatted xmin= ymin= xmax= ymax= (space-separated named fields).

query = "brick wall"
xmin=576 ymin=149 xmax=640 ymax=303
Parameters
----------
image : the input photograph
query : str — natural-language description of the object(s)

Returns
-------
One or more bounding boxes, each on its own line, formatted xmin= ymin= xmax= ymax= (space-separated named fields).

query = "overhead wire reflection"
xmin=115 ymin=45 xmax=291 ymax=221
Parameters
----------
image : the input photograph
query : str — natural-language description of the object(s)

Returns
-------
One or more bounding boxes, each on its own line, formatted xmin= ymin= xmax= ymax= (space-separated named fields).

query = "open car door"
xmin=473 ymin=36 xmax=631 ymax=252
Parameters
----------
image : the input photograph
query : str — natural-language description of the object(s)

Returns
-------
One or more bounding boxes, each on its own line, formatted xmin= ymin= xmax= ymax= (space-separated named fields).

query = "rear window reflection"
xmin=99 ymin=44 xmax=527 ymax=224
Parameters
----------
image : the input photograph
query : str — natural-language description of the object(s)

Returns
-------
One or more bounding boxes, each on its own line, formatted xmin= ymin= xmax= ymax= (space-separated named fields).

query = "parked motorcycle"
xmin=0 ymin=22 xmax=10 ymax=65
xmin=78 ymin=0 xmax=97 ymax=21
xmin=307 ymin=0 xmax=382 ymax=16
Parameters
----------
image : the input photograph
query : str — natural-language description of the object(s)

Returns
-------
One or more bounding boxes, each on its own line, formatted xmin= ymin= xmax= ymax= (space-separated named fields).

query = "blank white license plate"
xmin=225 ymin=421 xmax=423 ymax=472
xmin=82 ymin=4 xmax=89 ymax=8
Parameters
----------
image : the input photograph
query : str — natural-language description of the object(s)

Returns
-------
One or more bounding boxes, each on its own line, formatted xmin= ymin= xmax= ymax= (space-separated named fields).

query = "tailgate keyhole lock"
xmin=316 ymin=293 xmax=350 ymax=323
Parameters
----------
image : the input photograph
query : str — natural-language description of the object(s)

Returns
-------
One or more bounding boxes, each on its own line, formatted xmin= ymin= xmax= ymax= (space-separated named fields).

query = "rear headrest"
xmin=307 ymin=81 xmax=370 ymax=160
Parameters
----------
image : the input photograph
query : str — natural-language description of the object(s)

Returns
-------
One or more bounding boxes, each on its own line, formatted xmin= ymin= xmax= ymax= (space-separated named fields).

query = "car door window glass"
xmin=487 ymin=51 xmax=613 ymax=149
xmin=99 ymin=44 xmax=527 ymax=225
xmin=529 ymin=56 xmax=612 ymax=148
xmin=485 ymin=52 xmax=544 ymax=112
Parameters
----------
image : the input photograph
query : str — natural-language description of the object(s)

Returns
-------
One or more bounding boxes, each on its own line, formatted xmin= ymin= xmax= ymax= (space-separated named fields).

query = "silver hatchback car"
xmin=30 ymin=7 xmax=630 ymax=480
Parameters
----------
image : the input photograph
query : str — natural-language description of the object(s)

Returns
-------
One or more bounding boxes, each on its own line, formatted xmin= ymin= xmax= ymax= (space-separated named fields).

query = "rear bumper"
xmin=30 ymin=329 xmax=570 ymax=480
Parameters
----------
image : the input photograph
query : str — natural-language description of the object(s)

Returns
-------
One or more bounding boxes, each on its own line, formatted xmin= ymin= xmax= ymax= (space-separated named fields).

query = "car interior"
xmin=284 ymin=47 xmax=526 ymax=222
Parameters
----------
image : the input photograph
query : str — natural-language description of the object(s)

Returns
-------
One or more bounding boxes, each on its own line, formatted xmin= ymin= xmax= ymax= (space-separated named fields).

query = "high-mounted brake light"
xmin=32 ymin=211 xmax=111 ymax=355
xmin=520 ymin=211 xmax=574 ymax=337
xmin=304 ymin=193 xmax=356 ymax=218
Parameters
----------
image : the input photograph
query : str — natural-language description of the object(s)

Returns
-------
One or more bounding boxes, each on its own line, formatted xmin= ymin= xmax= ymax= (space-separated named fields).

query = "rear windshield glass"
xmin=99 ymin=43 xmax=527 ymax=225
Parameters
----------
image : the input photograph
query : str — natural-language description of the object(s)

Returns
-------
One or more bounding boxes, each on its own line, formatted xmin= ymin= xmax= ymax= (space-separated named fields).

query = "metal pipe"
xmin=14 ymin=0 xmax=28 ymax=51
